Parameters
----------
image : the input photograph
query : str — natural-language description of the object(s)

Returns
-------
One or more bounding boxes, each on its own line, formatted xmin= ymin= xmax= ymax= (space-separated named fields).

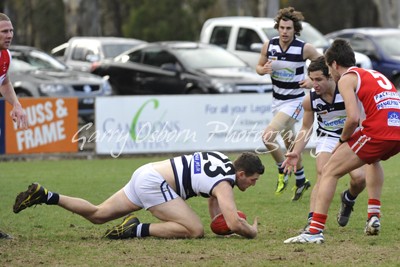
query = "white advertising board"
xmin=93 ymin=94 xmax=316 ymax=156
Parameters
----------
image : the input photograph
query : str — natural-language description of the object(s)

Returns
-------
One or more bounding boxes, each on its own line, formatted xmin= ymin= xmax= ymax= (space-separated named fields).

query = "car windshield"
xmin=262 ymin=23 xmax=329 ymax=48
xmin=374 ymin=33 xmax=400 ymax=57
xmin=11 ymin=49 xmax=68 ymax=71
xmin=174 ymin=46 xmax=248 ymax=69
xmin=103 ymin=43 xmax=140 ymax=58
xmin=9 ymin=58 xmax=36 ymax=72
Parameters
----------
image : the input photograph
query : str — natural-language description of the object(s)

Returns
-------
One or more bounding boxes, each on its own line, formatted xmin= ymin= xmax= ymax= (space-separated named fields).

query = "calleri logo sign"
xmin=82 ymin=97 xmax=198 ymax=157
xmin=129 ymin=98 xmax=190 ymax=143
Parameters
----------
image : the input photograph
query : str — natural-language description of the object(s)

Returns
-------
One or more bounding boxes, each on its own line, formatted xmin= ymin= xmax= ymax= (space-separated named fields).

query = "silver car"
xmin=9 ymin=45 xmax=112 ymax=120
xmin=51 ymin=37 xmax=147 ymax=72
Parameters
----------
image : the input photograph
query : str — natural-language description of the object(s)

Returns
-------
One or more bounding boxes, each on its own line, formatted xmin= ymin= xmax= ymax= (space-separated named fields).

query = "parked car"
xmin=200 ymin=16 xmax=372 ymax=70
xmin=9 ymin=45 xmax=112 ymax=120
xmin=51 ymin=37 xmax=146 ymax=72
xmin=91 ymin=41 xmax=273 ymax=95
xmin=325 ymin=28 xmax=400 ymax=90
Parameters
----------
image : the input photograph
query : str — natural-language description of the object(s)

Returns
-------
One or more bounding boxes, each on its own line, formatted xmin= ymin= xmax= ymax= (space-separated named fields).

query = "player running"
xmin=282 ymin=56 xmax=366 ymax=232
xmin=284 ymin=39 xmax=400 ymax=244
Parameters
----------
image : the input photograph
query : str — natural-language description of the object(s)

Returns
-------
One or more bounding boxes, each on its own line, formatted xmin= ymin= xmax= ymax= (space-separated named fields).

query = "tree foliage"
xmin=3 ymin=0 xmax=65 ymax=51
xmin=286 ymin=0 xmax=379 ymax=34
xmin=123 ymin=0 xmax=214 ymax=41
xmin=1 ymin=0 xmax=399 ymax=52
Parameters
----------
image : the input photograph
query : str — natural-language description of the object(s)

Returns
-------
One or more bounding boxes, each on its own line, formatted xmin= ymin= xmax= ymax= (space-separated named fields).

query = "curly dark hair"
xmin=274 ymin=7 xmax=304 ymax=36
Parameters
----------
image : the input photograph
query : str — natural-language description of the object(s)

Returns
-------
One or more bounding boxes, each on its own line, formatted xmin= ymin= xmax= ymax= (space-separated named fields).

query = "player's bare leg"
xmin=58 ymin=189 xmax=140 ymax=224
xmin=148 ymin=198 xmax=204 ymax=238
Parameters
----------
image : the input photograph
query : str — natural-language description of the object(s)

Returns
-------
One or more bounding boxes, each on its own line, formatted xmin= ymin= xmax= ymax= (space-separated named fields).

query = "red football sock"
xmin=367 ymin=199 xmax=381 ymax=219
xmin=309 ymin=212 xmax=327 ymax=234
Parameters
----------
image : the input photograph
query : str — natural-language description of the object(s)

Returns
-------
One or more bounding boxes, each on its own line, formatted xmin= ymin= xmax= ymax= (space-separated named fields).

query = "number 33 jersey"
xmin=170 ymin=151 xmax=236 ymax=200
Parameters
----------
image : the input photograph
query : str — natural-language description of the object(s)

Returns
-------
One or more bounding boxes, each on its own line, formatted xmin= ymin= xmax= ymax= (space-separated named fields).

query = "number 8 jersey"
xmin=170 ymin=151 xmax=236 ymax=200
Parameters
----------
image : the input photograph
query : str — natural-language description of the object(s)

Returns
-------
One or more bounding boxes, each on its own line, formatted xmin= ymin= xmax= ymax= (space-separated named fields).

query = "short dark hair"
xmin=324 ymin=39 xmax=356 ymax=67
xmin=308 ymin=56 xmax=330 ymax=78
xmin=274 ymin=7 xmax=304 ymax=36
xmin=234 ymin=152 xmax=265 ymax=176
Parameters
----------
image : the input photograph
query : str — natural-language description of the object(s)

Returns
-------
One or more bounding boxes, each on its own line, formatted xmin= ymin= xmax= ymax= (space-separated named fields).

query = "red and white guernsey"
xmin=344 ymin=67 xmax=400 ymax=140
xmin=0 ymin=49 xmax=11 ymax=85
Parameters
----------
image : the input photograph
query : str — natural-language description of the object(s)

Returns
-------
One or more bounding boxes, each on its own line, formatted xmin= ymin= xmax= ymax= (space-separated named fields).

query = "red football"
xmin=210 ymin=211 xmax=247 ymax=235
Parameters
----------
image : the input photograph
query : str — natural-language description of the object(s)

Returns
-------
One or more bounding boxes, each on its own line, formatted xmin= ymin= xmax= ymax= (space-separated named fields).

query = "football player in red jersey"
xmin=284 ymin=39 xmax=400 ymax=244
xmin=282 ymin=56 xmax=366 ymax=233
xmin=0 ymin=13 xmax=27 ymax=129
xmin=0 ymin=13 xmax=28 ymax=239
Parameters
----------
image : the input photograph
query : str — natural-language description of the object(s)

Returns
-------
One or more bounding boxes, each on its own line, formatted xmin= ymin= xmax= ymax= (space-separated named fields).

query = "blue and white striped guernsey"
xmin=310 ymin=86 xmax=346 ymax=138
xmin=267 ymin=36 xmax=306 ymax=100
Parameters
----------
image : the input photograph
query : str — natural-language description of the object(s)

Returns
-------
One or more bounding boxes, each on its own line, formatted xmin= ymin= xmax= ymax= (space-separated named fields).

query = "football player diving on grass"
xmin=13 ymin=151 xmax=264 ymax=239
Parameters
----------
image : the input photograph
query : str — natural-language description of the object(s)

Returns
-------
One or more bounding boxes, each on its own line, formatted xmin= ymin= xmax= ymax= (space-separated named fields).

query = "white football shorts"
xmin=272 ymin=97 xmax=304 ymax=121
xmin=315 ymin=135 xmax=339 ymax=154
xmin=123 ymin=163 xmax=179 ymax=210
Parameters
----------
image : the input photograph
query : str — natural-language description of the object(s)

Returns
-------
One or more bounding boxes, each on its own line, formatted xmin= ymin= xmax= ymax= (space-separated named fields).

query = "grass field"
xmin=0 ymin=152 xmax=399 ymax=267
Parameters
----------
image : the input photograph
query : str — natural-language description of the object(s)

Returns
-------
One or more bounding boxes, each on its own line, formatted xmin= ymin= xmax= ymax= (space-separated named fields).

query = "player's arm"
xmin=338 ymin=74 xmax=360 ymax=141
xmin=293 ymin=94 xmax=314 ymax=153
xmin=0 ymin=75 xmax=28 ymax=129
xmin=210 ymin=181 xmax=257 ymax=239
xmin=282 ymin=95 xmax=314 ymax=173
xmin=208 ymin=195 xmax=221 ymax=219
xmin=1 ymin=75 xmax=20 ymax=108
xmin=303 ymin=43 xmax=322 ymax=61
xmin=299 ymin=44 xmax=322 ymax=89
xmin=255 ymin=41 xmax=271 ymax=75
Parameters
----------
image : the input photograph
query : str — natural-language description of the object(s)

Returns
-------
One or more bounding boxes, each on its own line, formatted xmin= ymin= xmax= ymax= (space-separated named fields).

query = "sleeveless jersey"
xmin=0 ymin=49 xmax=11 ymax=85
xmin=344 ymin=67 xmax=400 ymax=140
xmin=170 ymin=151 xmax=235 ymax=200
xmin=267 ymin=36 xmax=306 ymax=100
xmin=310 ymin=86 xmax=346 ymax=138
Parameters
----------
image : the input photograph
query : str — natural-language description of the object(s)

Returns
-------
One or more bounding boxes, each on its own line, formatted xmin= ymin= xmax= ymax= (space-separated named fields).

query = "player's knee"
xmin=185 ymin=221 xmax=204 ymax=238
xmin=87 ymin=216 xmax=107 ymax=224
xmin=87 ymin=210 xmax=112 ymax=224
xmin=351 ymin=175 xmax=366 ymax=190
xmin=262 ymin=128 xmax=278 ymax=141
xmin=188 ymin=226 xmax=204 ymax=238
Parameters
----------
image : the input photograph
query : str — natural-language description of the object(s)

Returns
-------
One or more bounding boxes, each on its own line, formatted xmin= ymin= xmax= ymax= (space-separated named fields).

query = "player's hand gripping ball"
xmin=210 ymin=211 xmax=247 ymax=235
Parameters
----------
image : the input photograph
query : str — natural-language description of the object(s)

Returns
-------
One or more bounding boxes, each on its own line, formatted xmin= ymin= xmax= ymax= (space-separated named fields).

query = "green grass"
xmin=1 ymin=153 xmax=399 ymax=266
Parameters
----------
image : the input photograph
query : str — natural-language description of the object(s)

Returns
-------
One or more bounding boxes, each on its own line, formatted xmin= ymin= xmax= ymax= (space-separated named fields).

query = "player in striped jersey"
xmin=256 ymin=7 xmax=321 ymax=199
xmin=284 ymin=39 xmax=400 ymax=244
xmin=13 ymin=152 xmax=264 ymax=239
xmin=281 ymin=56 xmax=365 ymax=233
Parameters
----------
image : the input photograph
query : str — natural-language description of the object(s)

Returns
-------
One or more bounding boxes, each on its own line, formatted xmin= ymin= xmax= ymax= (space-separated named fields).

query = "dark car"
xmin=91 ymin=41 xmax=273 ymax=95
xmin=325 ymin=28 xmax=400 ymax=89
xmin=9 ymin=45 xmax=112 ymax=120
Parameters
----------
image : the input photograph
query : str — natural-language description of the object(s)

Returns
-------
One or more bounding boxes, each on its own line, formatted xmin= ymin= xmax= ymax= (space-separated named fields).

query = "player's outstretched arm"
xmin=283 ymin=95 xmax=314 ymax=173
xmin=212 ymin=182 xmax=258 ymax=239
